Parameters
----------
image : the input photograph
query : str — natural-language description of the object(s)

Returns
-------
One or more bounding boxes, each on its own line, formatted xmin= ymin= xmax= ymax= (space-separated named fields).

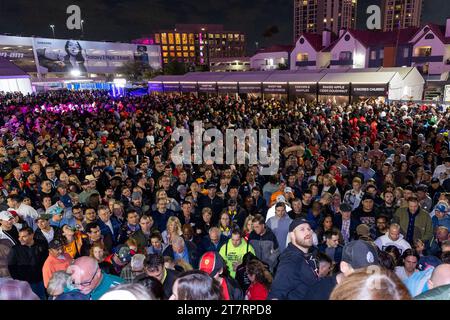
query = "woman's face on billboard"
xmin=67 ymin=41 xmax=80 ymax=56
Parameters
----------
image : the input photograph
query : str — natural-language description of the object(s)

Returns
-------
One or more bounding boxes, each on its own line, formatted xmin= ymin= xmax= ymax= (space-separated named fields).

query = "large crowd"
xmin=0 ymin=90 xmax=450 ymax=300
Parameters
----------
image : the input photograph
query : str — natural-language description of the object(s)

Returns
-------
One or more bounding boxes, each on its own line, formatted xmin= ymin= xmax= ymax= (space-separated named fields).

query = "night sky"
xmin=0 ymin=0 xmax=448 ymax=54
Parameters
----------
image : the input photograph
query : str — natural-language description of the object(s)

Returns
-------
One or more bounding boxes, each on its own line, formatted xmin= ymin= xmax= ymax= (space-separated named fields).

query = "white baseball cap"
xmin=0 ymin=211 xmax=14 ymax=221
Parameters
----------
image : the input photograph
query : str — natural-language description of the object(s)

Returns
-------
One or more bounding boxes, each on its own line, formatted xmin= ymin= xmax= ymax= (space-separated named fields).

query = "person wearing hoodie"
xmin=268 ymin=218 xmax=319 ymax=300
xmin=375 ymin=223 xmax=412 ymax=255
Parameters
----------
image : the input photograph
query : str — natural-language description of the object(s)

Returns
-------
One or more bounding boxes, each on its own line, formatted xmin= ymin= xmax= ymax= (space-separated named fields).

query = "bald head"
xmin=429 ymin=264 xmax=450 ymax=289
xmin=67 ymin=256 xmax=102 ymax=295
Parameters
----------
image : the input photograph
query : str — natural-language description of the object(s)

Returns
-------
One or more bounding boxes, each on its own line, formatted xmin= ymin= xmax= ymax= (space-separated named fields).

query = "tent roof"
xmin=320 ymin=71 xmax=397 ymax=84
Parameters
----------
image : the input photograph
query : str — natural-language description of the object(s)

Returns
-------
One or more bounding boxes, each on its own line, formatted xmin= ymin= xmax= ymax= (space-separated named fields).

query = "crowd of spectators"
xmin=0 ymin=90 xmax=450 ymax=300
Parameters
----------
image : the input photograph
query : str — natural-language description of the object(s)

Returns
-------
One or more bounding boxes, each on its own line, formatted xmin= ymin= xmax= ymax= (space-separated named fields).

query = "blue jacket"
xmin=432 ymin=215 xmax=450 ymax=231
xmin=268 ymin=243 xmax=319 ymax=300
xmin=98 ymin=217 xmax=122 ymax=245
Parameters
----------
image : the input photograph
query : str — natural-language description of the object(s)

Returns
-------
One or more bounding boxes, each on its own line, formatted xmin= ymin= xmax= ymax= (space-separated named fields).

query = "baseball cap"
xmin=341 ymin=240 xmax=379 ymax=269
xmin=276 ymin=195 xmax=287 ymax=204
xmin=431 ymin=178 xmax=440 ymax=184
xmin=0 ymin=211 xmax=13 ymax=221
xmin=205 ymin=182 xmax=217 ymax=189
xmin=284 ymin=187 xmax=293 ymax=194
xmin=48 ymin=239 xmax=63 ymax=250
xmin=35 ymin=214 xmax=52 ymax=222
xmin=7 ymin=209 xmax=18 ymax=217
xmin=356 ymin=224 xmax=370 ymax=237
xmin=199 ymin=251 xmax=224 ymax=277
xmin=115 ymin=245 xmax=133 ymax=263
xmin=339 ymin=203 xmax=353 ymax=212
xmin=435 ymin=203 xmax=448 ymax=213
xmin=289 ymin=218 xmax=311 ymax=232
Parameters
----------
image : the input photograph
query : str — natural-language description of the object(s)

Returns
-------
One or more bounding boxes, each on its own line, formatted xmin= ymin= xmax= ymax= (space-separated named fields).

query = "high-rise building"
xmin=137 ymin=24 xmax=245 ymax=66
xmin=382 ymin=0 xmax=423 ymax=31
xmin=293 ymin=0 xmax=357 ymax=42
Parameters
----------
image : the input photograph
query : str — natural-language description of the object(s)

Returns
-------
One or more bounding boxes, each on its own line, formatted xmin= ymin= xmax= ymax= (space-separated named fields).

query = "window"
xmin=162 ymin=52 xmax=168 ymax=57
xmin=425 ymin=33 xmax=435 ymax=40
xmin=215 ymin=34 xmax=221 ymax=38
xmin=190 ymin=52 xmax=195 ymax=57
xmin=182 ymin=33 xmax=187 ymax=44
xmin=296 ymin=53 xmax=308 ymax=61
xmin=162 ymin=46 xmax=168 ymax=51
xmin=155 ymin=34 xmax=161 ymax=44
xmin=189 ymin=46 xmax=195 ymax=51
xmin=339 ymin=51 xmax=352 ymax=60
xmin=189 ymin=34 xmax=195 ymax=44
xmin=168 ymin=33 xmax=174 ymax=44
xmin=163 ymin=58 xmax=168 ymax=63
xmin=170 ymin=52 xmax=175 ymax=57
xmin=175 ymin=33 xmax=181 ymax=45
xmin=183 ymin=46 xmax=188 ymax=51
xmin=379 ymin=50 xmax=384 ymax=59
xmin=183 ymin=52 xmax=189 ymax=57
xmin=169 ymin=46 xmax=175 ymax=51
xmin=266 ymin=58 xmax=274 ymax=66
xmin=176 ymin=46 xmax=181 ymax=51
xmin=177 ymin=52 xmax=182 ymax=57
xmin=161 ymin=33 xmax=167 ymax=44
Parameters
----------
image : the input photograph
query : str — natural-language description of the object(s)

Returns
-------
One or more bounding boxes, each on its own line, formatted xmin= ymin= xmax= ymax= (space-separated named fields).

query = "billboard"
xmin=33 ymin=38 xmax=161 ymax=74
xmin=0 ymin=36 xmax=36 ymax=72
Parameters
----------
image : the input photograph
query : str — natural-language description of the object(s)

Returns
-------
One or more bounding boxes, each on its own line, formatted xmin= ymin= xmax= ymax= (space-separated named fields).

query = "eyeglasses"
xmin=72 ymin=265 xmax=99 ymax=287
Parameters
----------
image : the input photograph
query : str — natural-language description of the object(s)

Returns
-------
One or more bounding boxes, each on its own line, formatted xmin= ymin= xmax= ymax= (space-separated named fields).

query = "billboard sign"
xmin=33 ymin=37 xmax=161 ymax=74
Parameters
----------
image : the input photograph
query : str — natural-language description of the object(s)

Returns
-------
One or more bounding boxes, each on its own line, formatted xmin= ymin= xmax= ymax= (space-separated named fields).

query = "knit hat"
xmin=289 ymin=218 xmax=312 ymax=232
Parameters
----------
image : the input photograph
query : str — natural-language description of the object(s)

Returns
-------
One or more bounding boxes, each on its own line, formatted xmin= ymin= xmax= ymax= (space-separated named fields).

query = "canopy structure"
xmin=149 ymin=67 xmax=425 ymax=101
xmin=0 ymin=57 xmax=33 ymax=94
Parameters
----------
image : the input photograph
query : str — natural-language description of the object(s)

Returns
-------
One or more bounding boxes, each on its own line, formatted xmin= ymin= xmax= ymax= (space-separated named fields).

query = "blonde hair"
xmin=243 ymin=215 xmax=255 ymax=234
xmin=330 ymin=267 xmax=411 ymax=300
xmin=166 ymin=216 xmax=183 ymax=238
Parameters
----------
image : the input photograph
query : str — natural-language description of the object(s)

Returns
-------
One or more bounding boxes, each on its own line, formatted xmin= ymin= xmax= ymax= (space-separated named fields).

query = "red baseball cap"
xmin=199 ymin=252 xmax=224 ymax=277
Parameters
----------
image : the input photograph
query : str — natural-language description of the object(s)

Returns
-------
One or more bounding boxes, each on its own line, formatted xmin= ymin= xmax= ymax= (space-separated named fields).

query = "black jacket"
xmin=268 ymin=243 xmax=319 ymax=300
xmin=222 ymin=276 xmax=244 ymax=300
xmin=248 ymin=228 xmax=280 ymax=271
xmin=8 ymin=240 xmax=49 ymax=283
xmin=197 ymin=195 xmax=225 ymax=225
xmin=33 ymin=226 xmax=61 ymax=244
xmin=163 ymin=268 xmax=179 ymax=299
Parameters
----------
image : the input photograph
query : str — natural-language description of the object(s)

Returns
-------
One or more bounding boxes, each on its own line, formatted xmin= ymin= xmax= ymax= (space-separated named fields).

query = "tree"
xmin=263 ymin=25 xmax=280 ymax=39
xmin=117 ymin=60 xmax=159 ymax=82
xmin=163 ymin=58 xmax=188 ymax=75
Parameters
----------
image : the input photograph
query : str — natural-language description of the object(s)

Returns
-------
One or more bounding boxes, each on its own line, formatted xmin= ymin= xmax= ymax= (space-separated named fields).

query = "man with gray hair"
xmin=163 ymin=235 xmax=199 ymax=268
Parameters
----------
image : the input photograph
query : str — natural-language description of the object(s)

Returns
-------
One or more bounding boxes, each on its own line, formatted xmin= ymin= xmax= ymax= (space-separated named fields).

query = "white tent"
xmin=0 ymin=57 xmax=33 ymax=94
